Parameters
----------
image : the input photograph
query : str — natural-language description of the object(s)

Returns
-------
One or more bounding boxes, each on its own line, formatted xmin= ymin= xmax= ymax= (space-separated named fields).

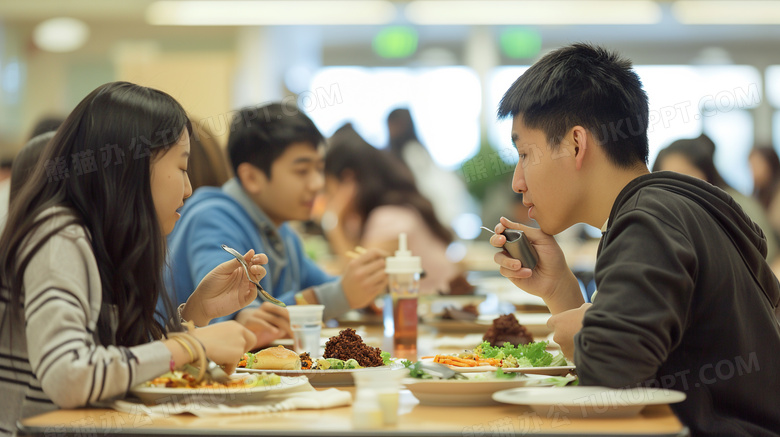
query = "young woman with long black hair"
xmin=0 ymin=82 xmax=264 ymax=435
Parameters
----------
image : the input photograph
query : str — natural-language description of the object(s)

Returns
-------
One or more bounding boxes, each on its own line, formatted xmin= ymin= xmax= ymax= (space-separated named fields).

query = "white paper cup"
xmin=287 ymin=305 xmax=324 ymax=356
xmin=352 ymin=368 xmax=407 ymax=425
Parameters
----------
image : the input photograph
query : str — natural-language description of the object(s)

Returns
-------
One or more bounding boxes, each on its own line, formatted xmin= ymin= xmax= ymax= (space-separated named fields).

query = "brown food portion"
xmin=446 ymin=273 xmax=476 ymax=295
xmin=441 ymin=303 xmax=479 ymax=321
xmin=299 ymin=352 xmax=313 ymax=370
xmin=482 ymin=313 xmax=533 ymax=346
xmin=323 ymin=328 xmax=384 ymax=367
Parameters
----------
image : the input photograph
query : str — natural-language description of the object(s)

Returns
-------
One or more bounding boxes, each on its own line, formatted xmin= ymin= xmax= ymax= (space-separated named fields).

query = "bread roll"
xmin=251 ymin=345 xmax=302 ymax=370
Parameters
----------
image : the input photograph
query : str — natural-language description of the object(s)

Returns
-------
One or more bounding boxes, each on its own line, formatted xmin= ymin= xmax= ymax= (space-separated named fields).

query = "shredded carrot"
xmin=434 ymin=355 xmax=480 ymax=367
xmin=441 ymin=359 xmax=473 ymax=367
xmin=433 ymin=353 xmax=504 ymax=368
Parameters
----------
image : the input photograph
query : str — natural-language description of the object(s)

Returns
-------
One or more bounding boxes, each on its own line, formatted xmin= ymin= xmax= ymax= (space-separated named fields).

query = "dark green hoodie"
xmin=575 ymin=171 xmax=780 ymax=436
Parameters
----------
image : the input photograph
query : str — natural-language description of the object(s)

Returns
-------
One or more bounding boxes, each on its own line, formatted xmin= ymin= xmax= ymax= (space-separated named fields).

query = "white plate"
xmin=130 ymin=375 xmax=309 ymax=405
xmin=422 ymin=312 xmax=552 ymax=337
xmin=492 ymin=386 xmax=687 ymax=418
xmin=237 ymin=363 xmax=403 ymax=387
xmin=403 ymin=373 xmax=556 ymax=406
xmin=420 ymin=358 xmax=575 ymax=376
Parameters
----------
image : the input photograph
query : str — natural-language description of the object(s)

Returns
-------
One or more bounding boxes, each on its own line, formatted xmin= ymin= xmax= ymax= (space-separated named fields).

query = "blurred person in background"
xmin=386 ymin=108 xmax=476 ymax=231
xmin=187 ymin=115 xmax=233 ymax=192
xmin=0 ymin=132 xmax=54 ymax=233
xmin=27 ymin=115 xmax=66 ymax=140
xmin=322 ymin=124 xmax=466 ymax=295
xmin=0 ymin=158 xmax=11 ymax=230
xmin=748 ymin=145 xmax=780 ymax=242
xmin=8 ymin=132 xmax=55 ymax=203
xmin=0 ymin=116 xmax=65 ymax=231
xmin=653 ymin=134 xmax=779 ymax=265
xmin=0 ymin=158 xmax=10 ymax=182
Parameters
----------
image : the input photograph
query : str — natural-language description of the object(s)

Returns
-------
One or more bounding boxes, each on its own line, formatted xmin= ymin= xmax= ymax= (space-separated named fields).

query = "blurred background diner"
xmin=3 ymin=0 xmax=780 ymax=286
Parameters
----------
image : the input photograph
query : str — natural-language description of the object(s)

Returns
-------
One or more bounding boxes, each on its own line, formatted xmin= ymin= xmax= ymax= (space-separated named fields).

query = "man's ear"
xmin=571 ymin=126 xmax=589 ymax=170
xmin=236 ymin=162 xmax=268 ymax=195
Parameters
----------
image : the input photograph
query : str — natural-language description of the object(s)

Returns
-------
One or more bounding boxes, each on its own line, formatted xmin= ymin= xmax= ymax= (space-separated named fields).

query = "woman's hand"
xmin=235 ymin=302 xmax=293 ymax=350
xmin=190 ymin=321 xmax=257 ymax=375
xmin=490 ymin=217 xmax=583 ymax=314
xmin=183 ymin=250 xmax=268 ymax=326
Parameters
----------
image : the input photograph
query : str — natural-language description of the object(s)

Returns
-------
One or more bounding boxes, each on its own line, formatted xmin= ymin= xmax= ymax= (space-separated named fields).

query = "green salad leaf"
xmin=475 ymin=341 xmax=554 ymax=367
xmin=381 ymin=351 xmax=392 ymax=366
xmin=549 ymin=351 xmax=568 ymax=367
xmin=324 ymin=358 xmax=345 ymax=369
xmin=494 ymin=368 xmax=518 ymax=379
xmin=243 ymin=372 xmax=281 ymax=387
xmin=344 ymin=359 xmax=361 ymax=369
xmin=402 ymin=360 xmax=433 ymax=379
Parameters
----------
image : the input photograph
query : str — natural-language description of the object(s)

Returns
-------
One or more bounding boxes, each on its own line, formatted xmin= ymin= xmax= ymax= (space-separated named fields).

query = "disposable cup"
xmin=286 ymin=305 xmax=324 ymax=356
xmin=352 ymin=368 xmax=407 ymax=426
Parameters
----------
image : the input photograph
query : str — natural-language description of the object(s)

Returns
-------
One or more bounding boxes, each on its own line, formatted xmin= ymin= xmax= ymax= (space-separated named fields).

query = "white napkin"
xmin=107 ymin=386 xmax=352 ymax=417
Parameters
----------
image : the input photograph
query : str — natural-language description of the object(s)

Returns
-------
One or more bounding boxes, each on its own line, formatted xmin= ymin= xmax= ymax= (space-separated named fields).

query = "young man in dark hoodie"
xmin=490 ymin=43 xmax=780 ymax=435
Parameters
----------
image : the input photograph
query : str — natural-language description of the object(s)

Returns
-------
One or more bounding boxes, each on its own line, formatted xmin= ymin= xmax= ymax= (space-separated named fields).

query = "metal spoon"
xmin=221 ymin=244 xmax=286 ymax=307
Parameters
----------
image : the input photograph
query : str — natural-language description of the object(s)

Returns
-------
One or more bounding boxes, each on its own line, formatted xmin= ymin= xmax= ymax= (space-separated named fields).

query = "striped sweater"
xmin=0 ymin=208 xmax=172 ymax=435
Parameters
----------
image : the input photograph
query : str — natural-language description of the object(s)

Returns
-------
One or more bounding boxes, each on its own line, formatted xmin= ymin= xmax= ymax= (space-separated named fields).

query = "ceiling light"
xmin=146 ymin=1 xmax=397 ymax=26
xmin=673 ymin=1 xmax=780 ymax=25
xmin=405 ymin=0 xmax=661 ymax=25
xmin=33 ymin=18 xmax=90 ymax=53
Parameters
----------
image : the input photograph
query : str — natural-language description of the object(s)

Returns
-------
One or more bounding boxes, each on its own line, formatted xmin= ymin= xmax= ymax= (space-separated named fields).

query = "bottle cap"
xmin=385 ymin=233 xmax=422 ymax=274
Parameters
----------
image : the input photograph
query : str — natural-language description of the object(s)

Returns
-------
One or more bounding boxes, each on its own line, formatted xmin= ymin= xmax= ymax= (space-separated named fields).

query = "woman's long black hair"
xmin=0 ymin=81 xmax=189 ymax=346
xmin=326 ymin=124 xmax=452 ymax=245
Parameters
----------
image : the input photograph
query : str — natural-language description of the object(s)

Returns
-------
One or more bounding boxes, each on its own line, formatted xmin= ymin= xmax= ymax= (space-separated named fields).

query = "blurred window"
xmin=305 ymin=66 xmax=482 ymax=169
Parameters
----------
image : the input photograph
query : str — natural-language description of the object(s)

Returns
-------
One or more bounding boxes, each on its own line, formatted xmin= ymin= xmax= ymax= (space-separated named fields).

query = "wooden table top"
xmin=19 ymin=388 xmax=688 ymax=437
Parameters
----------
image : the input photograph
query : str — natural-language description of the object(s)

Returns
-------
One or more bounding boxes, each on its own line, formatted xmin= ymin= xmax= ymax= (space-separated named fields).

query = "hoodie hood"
xmin=608 ymin=171 xmax=779 ymax=309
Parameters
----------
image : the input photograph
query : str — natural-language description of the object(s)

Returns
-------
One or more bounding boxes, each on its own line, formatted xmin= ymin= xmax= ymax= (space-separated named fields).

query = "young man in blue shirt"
xmin=167 ymin=103 xmax=388 ymax=348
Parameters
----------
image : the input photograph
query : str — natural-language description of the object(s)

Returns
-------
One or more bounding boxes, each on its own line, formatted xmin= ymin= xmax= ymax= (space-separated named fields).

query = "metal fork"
xmin=182 ymin=362 xmax=231 ymax=385
xmin=419 ymin=362 xmax=467 ymax=380
xmin=221 ymin=244 xmax=286 ymax=307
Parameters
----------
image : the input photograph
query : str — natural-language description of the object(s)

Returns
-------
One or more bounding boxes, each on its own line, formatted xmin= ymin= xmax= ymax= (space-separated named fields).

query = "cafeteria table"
xmin=18 ymin=387 xmax=689 ymax=437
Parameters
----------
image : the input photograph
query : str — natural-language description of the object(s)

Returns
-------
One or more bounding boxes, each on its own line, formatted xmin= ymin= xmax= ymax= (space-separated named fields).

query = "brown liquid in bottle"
xmin=392 ymin=296 xmax=418 ymax=361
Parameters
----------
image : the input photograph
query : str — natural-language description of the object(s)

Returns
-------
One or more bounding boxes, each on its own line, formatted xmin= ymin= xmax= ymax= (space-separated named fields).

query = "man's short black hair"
xmin=227 ymin=102 xmax=324 ymax=178
xmin=498 ymin=43 xmax=649 ymax=167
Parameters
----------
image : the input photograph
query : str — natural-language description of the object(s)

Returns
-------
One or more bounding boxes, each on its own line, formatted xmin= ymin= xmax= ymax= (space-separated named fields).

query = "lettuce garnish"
xmin=474 ymin=341 xmax=554 ymax=367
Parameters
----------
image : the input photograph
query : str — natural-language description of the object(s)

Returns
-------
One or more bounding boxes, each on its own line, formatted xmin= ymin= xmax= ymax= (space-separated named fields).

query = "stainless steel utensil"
xmin=183 ymin=361 xmax=231 ymax=384
xmin=480 ymin=226 xmax=538 ymax=270
xmin=419 ymin=362 xmax=467 ymax=380
xmin=221 ymin=244 xmax=286 ymax=307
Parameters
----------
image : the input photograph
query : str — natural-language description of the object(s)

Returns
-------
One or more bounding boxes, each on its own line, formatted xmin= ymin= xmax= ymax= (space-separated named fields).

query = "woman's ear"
xmin=236 ymin=163 xmax=267 ymax=195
